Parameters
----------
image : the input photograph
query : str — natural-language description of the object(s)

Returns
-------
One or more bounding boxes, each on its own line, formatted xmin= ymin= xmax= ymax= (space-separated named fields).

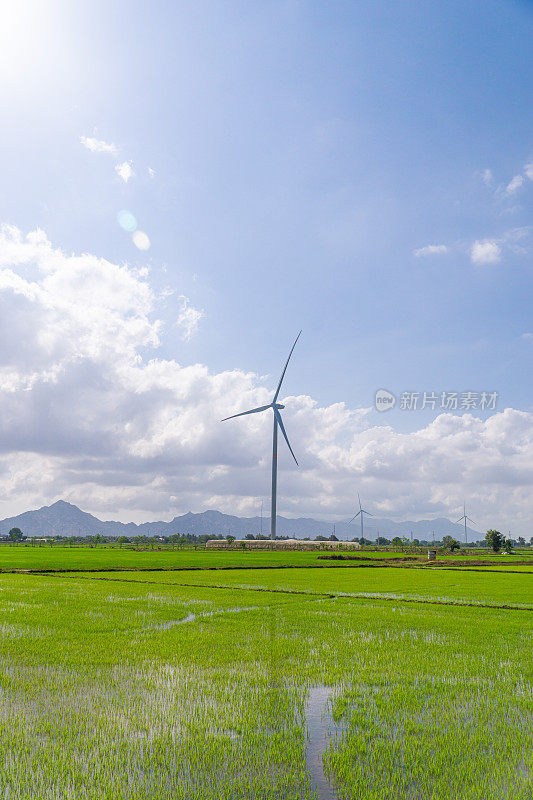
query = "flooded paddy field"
xmin=0 ymin=562 xmax=530 ymax=798
xmin=73 ymin=563 xmax=533 ymax=609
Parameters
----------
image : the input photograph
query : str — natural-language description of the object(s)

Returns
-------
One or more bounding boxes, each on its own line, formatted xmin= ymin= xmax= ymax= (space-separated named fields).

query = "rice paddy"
xmin=0 ymin=553 xmax=530 ymax=798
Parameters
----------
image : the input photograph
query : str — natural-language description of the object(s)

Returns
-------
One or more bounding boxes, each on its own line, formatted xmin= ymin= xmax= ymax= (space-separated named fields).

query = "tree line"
xmin=2 ymin=526 xmax=530 ymax=553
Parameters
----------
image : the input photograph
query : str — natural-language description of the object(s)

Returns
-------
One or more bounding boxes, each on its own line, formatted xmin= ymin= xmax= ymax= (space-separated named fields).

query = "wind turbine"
xmin=222 ymin=332 xmax=301 ymax=540
xmin=348 ymin=492 xmax=373 ymax=541
xmin=456 ymin=502 xmax=475 ymax=544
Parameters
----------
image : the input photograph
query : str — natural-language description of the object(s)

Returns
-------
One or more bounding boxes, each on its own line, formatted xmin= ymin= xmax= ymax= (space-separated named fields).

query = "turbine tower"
xmin=222 ymin=332 xmax=301 ymax=540
xmin=348 ymin=492 xmax=373 ymax=541
xmin=456 ymin=502 xmax=475 ymax=544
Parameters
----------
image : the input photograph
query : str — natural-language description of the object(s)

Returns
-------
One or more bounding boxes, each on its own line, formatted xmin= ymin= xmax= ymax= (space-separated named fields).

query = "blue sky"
xmin=0 ymin=1 xmax=532 ymax=532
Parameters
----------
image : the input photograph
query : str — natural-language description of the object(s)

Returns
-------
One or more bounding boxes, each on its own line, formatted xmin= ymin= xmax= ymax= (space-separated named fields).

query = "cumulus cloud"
xmin=505 ymin=174 xmax=524 ymax=195
xmin=413 ymin=244 xmax=448 ymax=258
xmin=525 ymin=162 xmax=533 ymax=181
xmin=80 ymin=136 xmax=117 ymax=155
xmin=0 ymin=225 xmax=532 ymax=533
xmin=115 ymin=161 xmax=135 ymax=183
xmin=470 ymin=239 xmax=502 ymax=265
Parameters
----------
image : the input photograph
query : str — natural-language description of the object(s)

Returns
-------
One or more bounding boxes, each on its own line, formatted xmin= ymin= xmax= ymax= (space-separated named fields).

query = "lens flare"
xmin=132 ymin=230 xmax=150 ymax=250
xmin=117 ymin=209 xmax=137 ymax=233
xmin=117 ymin=210 xmax=137 ymax=232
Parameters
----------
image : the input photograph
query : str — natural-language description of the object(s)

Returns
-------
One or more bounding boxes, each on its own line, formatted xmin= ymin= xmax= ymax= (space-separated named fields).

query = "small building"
xmin=205 ymin=538 xmax=362 ymax=551
xmin=427 ymin=549 xmax=437 ymax=561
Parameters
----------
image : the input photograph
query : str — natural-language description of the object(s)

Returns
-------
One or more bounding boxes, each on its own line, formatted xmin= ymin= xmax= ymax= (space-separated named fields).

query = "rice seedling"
xmin=0 ymin=564 xmax=529 ymax=799
xmin=104 ymin=565 xmax=532 ymax=608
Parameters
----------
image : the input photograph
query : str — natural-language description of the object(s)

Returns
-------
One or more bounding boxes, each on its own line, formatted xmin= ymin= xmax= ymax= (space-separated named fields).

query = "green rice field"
xmin=0 ymin=551 xmax=531 ymax=799
xmin=0 ymin=544 xmax=529 ymax=571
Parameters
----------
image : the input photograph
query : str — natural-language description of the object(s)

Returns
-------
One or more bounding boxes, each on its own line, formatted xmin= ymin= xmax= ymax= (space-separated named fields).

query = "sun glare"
xmin=0 ymin=2 xmax=56 ymax=83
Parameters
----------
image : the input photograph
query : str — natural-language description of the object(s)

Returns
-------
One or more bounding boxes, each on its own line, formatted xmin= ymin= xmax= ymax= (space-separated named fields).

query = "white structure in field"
xmin=205 ymin=539 xmax=362 ymax=550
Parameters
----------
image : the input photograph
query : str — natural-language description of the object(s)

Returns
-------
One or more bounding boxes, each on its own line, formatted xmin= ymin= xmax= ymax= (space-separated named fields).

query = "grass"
xmin=0 ymin=554 xmax=530 ymax=798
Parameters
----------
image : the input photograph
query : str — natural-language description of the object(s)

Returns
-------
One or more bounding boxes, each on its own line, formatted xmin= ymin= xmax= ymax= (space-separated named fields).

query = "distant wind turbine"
xmin=348 ymin=492 xmax=373 ymax=541
xmin=222 ymin=332 xmax=301 ymax=540
xmin=456 ymin=502 xmax=475 ymax=544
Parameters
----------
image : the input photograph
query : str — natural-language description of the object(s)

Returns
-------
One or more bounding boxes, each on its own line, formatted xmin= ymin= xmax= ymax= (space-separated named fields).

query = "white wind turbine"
xmin=222 ymin=332 xmax=301 ymax=540
xmin=456 ymin=502 xmax=475 ymax=544
xmin=348 ymin=492 xmax=373 ymax=541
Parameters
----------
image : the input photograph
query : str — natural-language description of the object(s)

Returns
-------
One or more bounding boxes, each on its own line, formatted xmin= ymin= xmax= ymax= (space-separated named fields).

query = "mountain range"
xmin=0 ymin=500 xmax=478 ymax=542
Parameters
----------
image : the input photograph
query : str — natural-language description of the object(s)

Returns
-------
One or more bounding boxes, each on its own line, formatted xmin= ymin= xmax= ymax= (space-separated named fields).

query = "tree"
xmin=226 ymin=535 xmax=235 ymax=545
xmin=517 ymin=537 xmax=525 ymax=547
xmin=391 ymin=536 xmax=403 ymax=547
xmin=245 ymin=534 xmax=255 ymax=540
xmin=8 ymin=527 xmax=23 ymax=542
xmin=328 ymin=534 xmax=338 ymax=542
xmin=503 ymin=538 xmax=514 ymax=554
xmin=377 ymin=537 xmax=390 ymax=546
xmin=412 ymin=538 xmax=420 ymax=547
xmin=118 ymin=536 xmax=130 ymax=548
xmin=442 ymin=535 xmax=460 ymax=552
xmin=485 ymin=529 xmax=504 ymax=553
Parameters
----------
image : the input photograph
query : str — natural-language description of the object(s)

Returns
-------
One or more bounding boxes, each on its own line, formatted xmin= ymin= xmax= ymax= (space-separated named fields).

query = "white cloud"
xmin=470 ymin=239 xmax=502 ymax=265
xmin=80 ymin=136 xmax=117 ymax=155
xmin=0 ymin=225 xmax=532 ymax=534
xmin=115 ymin=161 xmax=135 ymax=183
xmin=148 ymin=168 xmax=156 ymax=178
xmin=177 ymin=296 xmax=204 ymax=341
xmin=413 ymin=244 xmax=448 ymax=258
xmin=481 ymin=168 xmax=493 ymax=187
xmin=505 ymin=174 xmax=524 ymax=195
xmin=525 ymin=162 xmax=533 ymax=181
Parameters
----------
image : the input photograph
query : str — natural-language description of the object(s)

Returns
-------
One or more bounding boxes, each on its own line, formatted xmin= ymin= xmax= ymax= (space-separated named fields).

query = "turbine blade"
xmin=273 ymin=331 xmax=302 ymax=403
xmin=348 ymin=510 xmax=362 ymax=524
xmin=273 ymin=407 xmax=298 ymax=466
xmin=358 ymin=491 xmax=362 ymax=510
xmin=466 ymin=517 xmax=476 ymax=525
xmin=362 ymin=510 xmax=373 ymax=516
xmin=221 ymin=404 xmax=271 ymax=422
xmin=455 ymin=517 xmax=465 ymax=524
